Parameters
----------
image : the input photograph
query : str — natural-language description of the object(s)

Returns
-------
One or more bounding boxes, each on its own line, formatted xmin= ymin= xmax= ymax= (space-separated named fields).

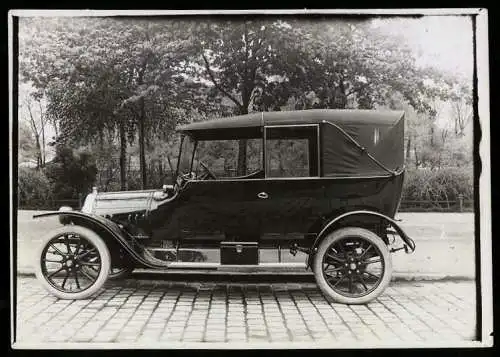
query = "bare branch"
xmin=25 ymin=98 xmax=42 ymax=167
xmin=201 ymin=53 xmax=243 ymax=109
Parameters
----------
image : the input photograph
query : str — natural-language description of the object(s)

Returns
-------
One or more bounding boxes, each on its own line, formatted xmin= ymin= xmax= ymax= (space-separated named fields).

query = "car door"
xmin=174 ymin=179 xmax=264 ymax=240
xmin=172 ymin=137 xmax=265 ymax=241
xmin=258 ymin=124 xmax=329 ymax=239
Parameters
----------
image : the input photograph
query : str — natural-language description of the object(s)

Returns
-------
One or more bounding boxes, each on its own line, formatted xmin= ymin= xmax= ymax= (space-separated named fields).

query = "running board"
xmin=166 ymin=262 xmax=307 ymax=271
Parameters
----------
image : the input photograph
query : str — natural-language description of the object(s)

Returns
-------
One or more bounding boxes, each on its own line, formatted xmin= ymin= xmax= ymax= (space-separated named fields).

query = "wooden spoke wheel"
xmin=82 ymin=246 xmax=134 ymax=281
xmin=313 ymin=227 xmax=392 ymax=304
xmin=34 ymin=226 xmax=111 ymax=300
xmin=82 ymin=263 xmax=133 ymax=280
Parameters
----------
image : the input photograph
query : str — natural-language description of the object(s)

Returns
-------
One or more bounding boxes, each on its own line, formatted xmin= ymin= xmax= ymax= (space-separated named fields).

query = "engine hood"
xmin=82 ymin=189 xmax=157 ymax=216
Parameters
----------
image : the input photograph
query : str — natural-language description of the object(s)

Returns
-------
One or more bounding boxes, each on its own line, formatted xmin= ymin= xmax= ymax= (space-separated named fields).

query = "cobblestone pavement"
xmin=15 ymin=276 xmax=477 ymax=346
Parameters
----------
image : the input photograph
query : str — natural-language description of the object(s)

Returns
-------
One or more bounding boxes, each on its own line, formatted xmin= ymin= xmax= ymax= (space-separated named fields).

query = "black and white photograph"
xmin=9 ymin=9 xmax=491 ymax=349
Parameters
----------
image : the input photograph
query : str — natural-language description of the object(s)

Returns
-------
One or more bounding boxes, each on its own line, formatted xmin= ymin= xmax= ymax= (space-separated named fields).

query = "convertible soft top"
xmin=177 ymin=109 xmax=403 ymax=133
xmin=177 ymin=109 xmax=405 ymax=177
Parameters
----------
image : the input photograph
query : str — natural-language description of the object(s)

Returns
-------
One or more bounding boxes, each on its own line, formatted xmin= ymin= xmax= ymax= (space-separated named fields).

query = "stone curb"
xmin=16 ymin=267 xmax=475 ymax=282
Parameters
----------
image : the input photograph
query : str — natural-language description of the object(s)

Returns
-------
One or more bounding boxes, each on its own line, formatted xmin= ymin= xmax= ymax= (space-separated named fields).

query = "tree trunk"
xmin=27 ymin=103 xmax=42 ymax=169
xmin=39 ymin=101 xmax=46 ymax=166
xmin=41 ymin=122 xmax=45 ymax=166
xmin=406 ymin=134 xmax=411 ymax=161
xmin=34 ymin=134 xmax=42 ymax=170
xmin=158 ymin=159 xmax=163 ymax=184
xmin=237 ymin=140 xmax=247 ymax=176
xmin=166 ymin=155 xmax=174 ymax=175
xmin=413 ymin=144 xmax=419 ymax=169
xmin=454 ymin=112 xmax=458 ymax=135
xmin=119 ymin=120 xmax=127 ymax=190
xmin=278 ymin=142 xmax=285 ymax=176
xmin=333 ymin=81 xmax=348 ymax=109
xmin=138 ymin=98 xmax=147 ymax=189
xmin=237 ymin=106 xmax=249 ymax=176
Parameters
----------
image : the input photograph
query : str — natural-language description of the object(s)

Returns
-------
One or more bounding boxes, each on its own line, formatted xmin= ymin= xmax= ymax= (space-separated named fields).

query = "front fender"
xmin=306 ymin=210 xmax=416 ymax=268
xmin=33 ymin=211 xmax=165 ymax=269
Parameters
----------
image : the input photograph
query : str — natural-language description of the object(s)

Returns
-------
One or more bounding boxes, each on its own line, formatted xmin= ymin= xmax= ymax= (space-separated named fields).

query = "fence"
xmin=18 ymin=196 xmax=83 ymax=211
xmin=399 ymin=197 xmax=474 ymax=212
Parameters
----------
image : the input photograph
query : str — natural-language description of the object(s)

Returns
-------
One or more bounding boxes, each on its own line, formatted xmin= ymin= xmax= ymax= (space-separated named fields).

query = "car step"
xmin=167 ymin=262 xmax=307 ymax=271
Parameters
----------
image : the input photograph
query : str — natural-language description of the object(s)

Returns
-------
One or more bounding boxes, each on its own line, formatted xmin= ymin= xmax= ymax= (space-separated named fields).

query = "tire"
xmin=313 ymin=227 xmax=393 ymax=305
xmin=34 ymin=225 xmax=111 ymax=300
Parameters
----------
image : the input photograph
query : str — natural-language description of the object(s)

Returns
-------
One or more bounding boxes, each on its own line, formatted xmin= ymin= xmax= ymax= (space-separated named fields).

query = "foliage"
xmin=195 ymin=139 xmax=263 ymax=177
xmin=17 ymin=16 xmax=474 ymax=207
xmin=44 ymin=144 xmax=98 ymax=200
xmin=19 ymin=17 xmax=203 ymax=189
xmin=402 ymin=167 xmax=473 ymax=203
xmin=18 ymin=167 xmax=53 ymax=208
xmin=18 ymin=120 xmax=38 ymax=165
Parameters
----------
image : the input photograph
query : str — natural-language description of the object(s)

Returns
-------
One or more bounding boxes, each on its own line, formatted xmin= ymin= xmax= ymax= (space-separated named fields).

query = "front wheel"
xmin=82 ymin=264 xmax=134 ymax=280
xmin=313 ymin=227 xmax=393 ymax=305
xmin=34 ymin=226 xmax=111 ymax=300
xmin=82 ymin=246 xmax=134 ymax=281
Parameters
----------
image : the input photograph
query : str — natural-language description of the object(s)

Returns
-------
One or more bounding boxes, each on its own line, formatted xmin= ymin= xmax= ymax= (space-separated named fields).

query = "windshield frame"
xmin=175 ymin=134 xmax=198 ymax=180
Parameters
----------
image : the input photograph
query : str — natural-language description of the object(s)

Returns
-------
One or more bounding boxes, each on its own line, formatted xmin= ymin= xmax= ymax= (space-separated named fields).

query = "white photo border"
xmin=8 ymin=7 xmax=492 ymax=349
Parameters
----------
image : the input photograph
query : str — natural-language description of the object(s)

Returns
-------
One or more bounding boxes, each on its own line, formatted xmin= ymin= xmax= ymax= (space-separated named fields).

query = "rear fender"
xmin=306 ymin=210 xmax=416 ymax=268
xmin=33 ymin=211 xmax=164 ymax=269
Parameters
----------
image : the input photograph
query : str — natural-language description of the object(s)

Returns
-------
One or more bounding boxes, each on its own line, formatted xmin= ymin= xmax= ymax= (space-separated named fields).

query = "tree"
xmin=19 ymin=16 xmax=470 ymax=191
xmin=449 ymin=81 xmax=473 ymax=137
xmin=20 ymin=17 xmax=200 ymax=189
xmin=289 ymin=20 xmax=456 ymax=113
xmin=190 ymin=19 xmax=324 ymax=175
xmin=108 ymin=18 xmax=201 ymax=188
xmin=18 ymin=82 xmax=51 ymax=168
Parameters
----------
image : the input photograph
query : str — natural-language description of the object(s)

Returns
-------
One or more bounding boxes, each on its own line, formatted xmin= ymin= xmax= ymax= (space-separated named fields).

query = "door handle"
xmin=257 ymin=192 xmax=269 ymax=199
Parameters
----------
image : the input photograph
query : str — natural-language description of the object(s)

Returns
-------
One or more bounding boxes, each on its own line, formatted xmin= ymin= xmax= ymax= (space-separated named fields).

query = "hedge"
xmin=18 ymin=166 xmax=53 ymax=209
xmin=18 ymin=166 xmax=474 ymax=211
xmin=402 ymin=167 xmax=473 ymax=202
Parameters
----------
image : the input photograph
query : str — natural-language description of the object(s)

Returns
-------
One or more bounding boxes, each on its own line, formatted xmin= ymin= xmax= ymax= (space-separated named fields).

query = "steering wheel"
xmin=177 ymin=172 xmax=194 ymax=187
xmin=180 ymin=172 xmax=194 ymax=180
xmin=199 ymin=161 xmax=217 ymax=180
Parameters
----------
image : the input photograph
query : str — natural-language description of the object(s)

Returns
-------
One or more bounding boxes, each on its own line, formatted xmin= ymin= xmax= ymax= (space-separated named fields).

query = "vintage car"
xmin=33 ymin=109 xmax=415 ymax=304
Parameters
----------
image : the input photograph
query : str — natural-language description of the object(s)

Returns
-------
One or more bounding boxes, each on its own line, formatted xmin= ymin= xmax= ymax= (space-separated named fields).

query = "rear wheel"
xmin=34 ymin=226 xmax=111 ymax=300
xmin=313 ymin=227 xmax=392 ymax=304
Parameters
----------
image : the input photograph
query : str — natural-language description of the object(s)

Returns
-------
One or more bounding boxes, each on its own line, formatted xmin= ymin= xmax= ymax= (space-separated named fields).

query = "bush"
xmin=44 ymin=146 xmax=97 ymax=200
xmin=18 ymin=167 xmax=53 ymax=208
xmin=403 ymin=167 xmax=473 ymax=202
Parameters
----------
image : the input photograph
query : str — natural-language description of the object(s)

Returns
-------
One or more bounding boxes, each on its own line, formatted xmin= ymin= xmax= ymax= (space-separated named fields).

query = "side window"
xmin=194 ymin=139 xmax=263 ymax=179
xmin=265 ymin=125 xmax=319 ymax=178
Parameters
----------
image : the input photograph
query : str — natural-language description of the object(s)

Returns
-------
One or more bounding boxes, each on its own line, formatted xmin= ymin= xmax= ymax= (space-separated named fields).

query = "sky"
xmin=371 ymin=15 xmax=474 ymax=80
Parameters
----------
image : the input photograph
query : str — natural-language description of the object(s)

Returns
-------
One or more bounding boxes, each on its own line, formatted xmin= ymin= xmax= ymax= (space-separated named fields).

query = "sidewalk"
xmin=14 ymin=276 xmax=477 ymax=347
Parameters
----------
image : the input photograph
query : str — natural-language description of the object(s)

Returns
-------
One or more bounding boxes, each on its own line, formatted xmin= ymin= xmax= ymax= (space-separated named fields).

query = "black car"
xmin=33 ymin=109 xmax=415 ymax=304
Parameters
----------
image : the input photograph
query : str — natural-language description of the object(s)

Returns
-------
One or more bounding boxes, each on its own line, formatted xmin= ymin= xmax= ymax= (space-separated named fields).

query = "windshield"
xmin=176 ymin=135 xmax=196 ymax=177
